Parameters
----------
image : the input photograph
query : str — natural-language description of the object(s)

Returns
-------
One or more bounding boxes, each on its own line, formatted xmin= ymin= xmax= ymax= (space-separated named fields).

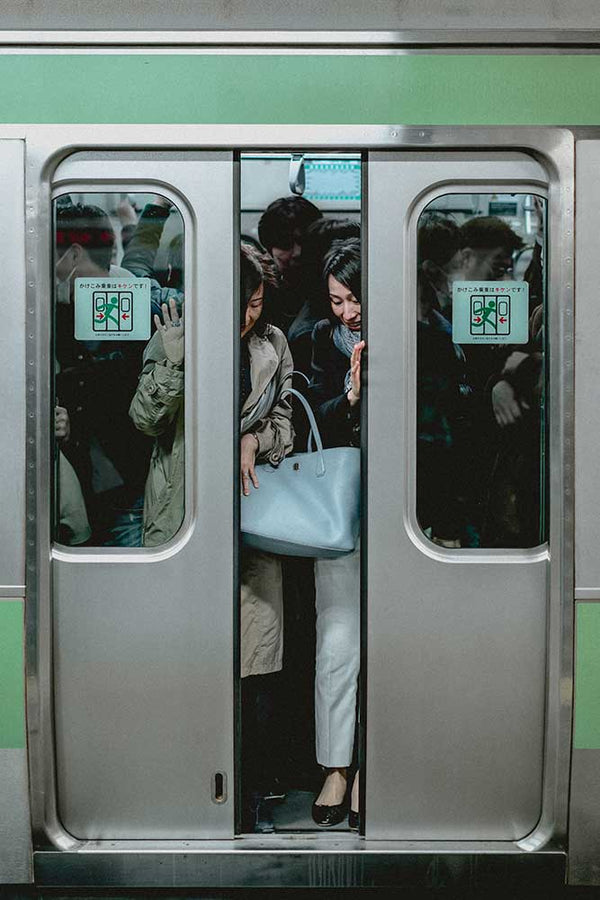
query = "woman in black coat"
xmin=308 ymin=238 xmax=363 ymax=830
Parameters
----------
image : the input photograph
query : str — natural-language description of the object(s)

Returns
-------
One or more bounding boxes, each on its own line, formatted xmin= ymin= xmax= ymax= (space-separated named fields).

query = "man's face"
xmin=271 ymin=232 xmax=302 ymax=277
xmin=461 ymin=245 xmax=513 ymax=281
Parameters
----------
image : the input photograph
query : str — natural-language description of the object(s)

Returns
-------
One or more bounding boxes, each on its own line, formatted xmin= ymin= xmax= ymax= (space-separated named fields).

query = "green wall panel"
xmin=1 ymin=54 xmax=600 ymax=125
xmin=575 ymin=603 xmax=600 ymax=750
xmin=0 ymin=601 xmax=25 ymax=749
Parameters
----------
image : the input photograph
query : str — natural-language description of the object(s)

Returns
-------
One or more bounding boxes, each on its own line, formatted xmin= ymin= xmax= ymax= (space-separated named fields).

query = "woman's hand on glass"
xmin=55 ymin=405 xmax=70 ymax=442
xmin=491 ymin=379 xmax=528 ymax=427
xmin=240 ymin=433 xmax=260 ymax=496
xmin=347 ymin=340 xmax=365 ymax=407
xmin=155 ymin=298 xmax=184 ymax=366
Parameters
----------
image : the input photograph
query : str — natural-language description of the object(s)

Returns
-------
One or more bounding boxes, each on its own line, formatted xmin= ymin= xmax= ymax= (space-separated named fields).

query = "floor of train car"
xmin=242 ymin=557 xmax=356 ymax=834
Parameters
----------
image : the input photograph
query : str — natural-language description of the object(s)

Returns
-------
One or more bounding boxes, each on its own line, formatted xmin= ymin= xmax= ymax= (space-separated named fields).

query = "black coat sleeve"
xmin=307 ymin=320 xmax=359 ymax=448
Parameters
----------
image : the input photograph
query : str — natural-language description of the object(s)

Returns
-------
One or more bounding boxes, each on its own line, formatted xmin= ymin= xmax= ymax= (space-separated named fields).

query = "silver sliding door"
xmin=366 ymin=151 xmax=549 ymax=840
xmin=51 ymin=152 xmax=235 ymax=839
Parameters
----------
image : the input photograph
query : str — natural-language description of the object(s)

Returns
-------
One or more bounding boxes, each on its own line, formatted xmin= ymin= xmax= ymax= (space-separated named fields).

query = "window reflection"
xmin=416 ymin=195 xmax=546 ymax=549
xmin=53 ymin=193 xmax=185 ymax=547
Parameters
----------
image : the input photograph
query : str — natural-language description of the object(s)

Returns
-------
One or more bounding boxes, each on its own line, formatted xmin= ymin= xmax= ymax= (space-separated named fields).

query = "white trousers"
xmin=314 ymin=543 xmax=360 ymax=767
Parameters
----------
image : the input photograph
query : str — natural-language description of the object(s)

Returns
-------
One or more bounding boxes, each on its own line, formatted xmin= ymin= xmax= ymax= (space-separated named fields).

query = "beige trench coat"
xmin=129 ymin=323 xmax=294 ymax=676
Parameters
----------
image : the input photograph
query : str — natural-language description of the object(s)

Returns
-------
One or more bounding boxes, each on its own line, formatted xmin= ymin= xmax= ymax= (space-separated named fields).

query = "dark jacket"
xmin=308 ymin=319 xmax=360 ymax=449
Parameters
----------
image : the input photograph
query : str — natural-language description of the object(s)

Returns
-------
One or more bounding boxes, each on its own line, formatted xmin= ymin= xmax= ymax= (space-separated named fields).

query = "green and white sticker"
xmin=452 ymin=281 xmax=529 ymax=345
xmin=74 ymin=277 xmax=151 ymax=341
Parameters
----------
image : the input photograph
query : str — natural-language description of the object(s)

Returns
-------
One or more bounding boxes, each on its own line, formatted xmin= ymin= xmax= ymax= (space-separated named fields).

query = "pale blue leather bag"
xmin=241 ymin=387 xmax=360 ymax=558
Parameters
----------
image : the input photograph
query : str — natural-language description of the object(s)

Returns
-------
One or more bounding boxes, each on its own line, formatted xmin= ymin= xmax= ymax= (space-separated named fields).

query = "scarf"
xmin=332 ymin=323 xmax=362 ymax=394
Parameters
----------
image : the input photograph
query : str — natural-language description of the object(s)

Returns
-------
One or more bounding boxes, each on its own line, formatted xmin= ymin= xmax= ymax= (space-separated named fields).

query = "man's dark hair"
xmin=323 ymin=237 xmax=361 ymax=313
xmin=417 ymin=215 xmax=460 ymax=269
xmin=56 ymin=203 xmax=115 ymax=270
xmin=458 ymin=216 xmax=523 ymax=254
xmin=258 ymin=196 xmax=322 ymax=252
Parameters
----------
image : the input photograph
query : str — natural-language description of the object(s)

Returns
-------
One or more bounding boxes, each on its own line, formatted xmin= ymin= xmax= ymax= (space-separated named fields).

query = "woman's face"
xmin=241 ymin=283 xmax=264 ymax=338
xmin=328 ymin=274 xmax=361 ymax=331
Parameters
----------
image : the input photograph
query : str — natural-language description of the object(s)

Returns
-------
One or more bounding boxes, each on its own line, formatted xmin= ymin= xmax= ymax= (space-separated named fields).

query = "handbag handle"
xmin=281 ymin=386 xmax=326 ymax=477
xmin=291 ymin=370 xmax=310 ymax=386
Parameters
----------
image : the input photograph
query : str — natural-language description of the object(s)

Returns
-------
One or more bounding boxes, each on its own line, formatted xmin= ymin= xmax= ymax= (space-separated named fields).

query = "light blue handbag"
xmin=241 ymin=387 xmax=360 ymax=558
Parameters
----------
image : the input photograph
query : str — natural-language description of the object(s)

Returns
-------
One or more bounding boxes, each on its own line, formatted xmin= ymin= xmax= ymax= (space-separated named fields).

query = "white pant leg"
xmin=314 ymin=544 xmax=360 ymax=767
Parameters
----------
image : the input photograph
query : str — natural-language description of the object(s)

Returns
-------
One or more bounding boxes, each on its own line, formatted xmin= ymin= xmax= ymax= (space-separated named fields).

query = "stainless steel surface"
xmin=0 ymin=748 xmax=32 ymax=883
xmin=21 ymin=126 xmax=573 ymax=861
xmin=366 ymin=136 xmax=573 ymax=843
xmin=575 ymin=140 xmax=600 ymax=595
xmin=0 ymin=140 xmax=25 ymax=592
xmin=2 ymin=31 xmax=600 ymax=47
xmin=568 ymin=749 xmax=600 ymax=884
xmin=575 ymin=590 xmax=600 ymax=600
xmin=1 ymin=0 xmax=600 ymax=36
xmin=30 ymin=150 xmax=236 ymax=841
xmin=367 ymin=152 xmax=547 ymax=840
xmin=33 ymin=843 xmax=566 ymax=889
xmin=0 ymin=587 xmax=26 ymax=598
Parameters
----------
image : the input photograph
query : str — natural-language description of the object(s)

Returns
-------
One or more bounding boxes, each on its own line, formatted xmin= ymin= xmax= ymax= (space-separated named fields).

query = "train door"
xmin=50 ymin=152 xmax=236 ymax=839
xmin=366 ymin=151 xmax=550 ymax=839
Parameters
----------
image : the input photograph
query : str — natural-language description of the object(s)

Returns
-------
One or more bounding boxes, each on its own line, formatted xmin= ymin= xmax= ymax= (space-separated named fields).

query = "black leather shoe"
xmin=348 ymin=809 xmax=359 ymax=831
xmin=311 ymin=800 xmax=348 ymax=827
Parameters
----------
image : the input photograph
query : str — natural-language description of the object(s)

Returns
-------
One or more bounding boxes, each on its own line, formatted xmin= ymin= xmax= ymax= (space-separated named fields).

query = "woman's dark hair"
xmin=241 ymin=242 xmax=271 ymax=337
xmin=322 ymin=238 xmax=361 ymax=318
xmin=302 ymin=218 xmax=361 ymax=319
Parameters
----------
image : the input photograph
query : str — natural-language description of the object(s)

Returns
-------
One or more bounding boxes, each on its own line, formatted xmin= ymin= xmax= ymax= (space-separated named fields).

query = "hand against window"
xmin=347 ymin=340 xmax=365 ymax=407
xmin=154 ymin=298 xmax=184 ymax=367
xmin=55 ymin=405 xmax=70 ymax=442
xmin=492 ymin=379 xmax=529 ymax=427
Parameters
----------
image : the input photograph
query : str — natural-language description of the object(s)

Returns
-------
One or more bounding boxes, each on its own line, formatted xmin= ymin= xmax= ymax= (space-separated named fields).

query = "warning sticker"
xmin=74 ymin=277 xmax=151 ymax=341
xmin=452 ymin=281 xmax=529 ymax=345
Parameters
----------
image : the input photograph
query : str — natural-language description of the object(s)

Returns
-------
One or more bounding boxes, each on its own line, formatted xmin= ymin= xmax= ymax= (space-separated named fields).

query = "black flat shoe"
xmin=348 ymin=809 xmax=359 ymax=831
xmin=311 ymin=800 xmax=349 ymax=827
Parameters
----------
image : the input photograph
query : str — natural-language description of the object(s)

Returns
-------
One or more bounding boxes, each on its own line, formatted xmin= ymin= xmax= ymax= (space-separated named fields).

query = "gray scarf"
xmin=333 ymin=323 xmax=362 ymax=393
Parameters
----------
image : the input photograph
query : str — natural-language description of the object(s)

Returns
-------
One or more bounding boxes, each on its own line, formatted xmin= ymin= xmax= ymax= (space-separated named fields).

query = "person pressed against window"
xmin=54 ymin=202 xmax=154 ymax=546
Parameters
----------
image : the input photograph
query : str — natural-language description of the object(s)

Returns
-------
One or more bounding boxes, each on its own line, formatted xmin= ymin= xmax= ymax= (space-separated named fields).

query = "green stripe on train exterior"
xmin=0 ymin=54 xmax=598 ymax=124
xmin=575 ymin=603 xmax=600 ymax=750
xmin=0 ymin=602 xmax=25 ymax=749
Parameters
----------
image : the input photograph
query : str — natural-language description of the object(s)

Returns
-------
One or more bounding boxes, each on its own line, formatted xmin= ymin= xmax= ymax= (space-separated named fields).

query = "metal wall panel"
xmin=51 ymin=153 xmax=235 ymax=839
xmin=0 ymin=140 xmax=25 ymax=594
xmin=0 ymin=748 xmax=31 ymax=883
xmin=366 ymin=152 xmax=549 ymax=840
xmin=0 ymin=0 xmax=600 ymax=32
xmin=575 ymin=142 xmax=600 ymax=596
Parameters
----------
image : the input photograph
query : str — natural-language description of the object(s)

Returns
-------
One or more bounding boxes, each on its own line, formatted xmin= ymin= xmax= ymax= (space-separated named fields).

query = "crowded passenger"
xmin=286 ymin=217 xmax=361 ymax=382
xmin=307 ymin=237 xmax=363 ymax=829
xmin=54 ymin=202 xmax=154 ymax=546
xmin=257 ymin=196 xmax=322 ymax=339
xmin=417 ymin=209 xmax=544 ymax=548
xmin=120 ymin=194 xmax=184 ymax=317
xmin=416 ymin=218 xmax=473 ymax=547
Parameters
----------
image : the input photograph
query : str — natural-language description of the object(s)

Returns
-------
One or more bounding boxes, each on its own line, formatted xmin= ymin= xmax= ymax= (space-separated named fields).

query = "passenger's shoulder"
xmin=265 ymin=324 xmax=289 ymax=352
xmin=312 ymin=318 xmax=333 ymax=345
